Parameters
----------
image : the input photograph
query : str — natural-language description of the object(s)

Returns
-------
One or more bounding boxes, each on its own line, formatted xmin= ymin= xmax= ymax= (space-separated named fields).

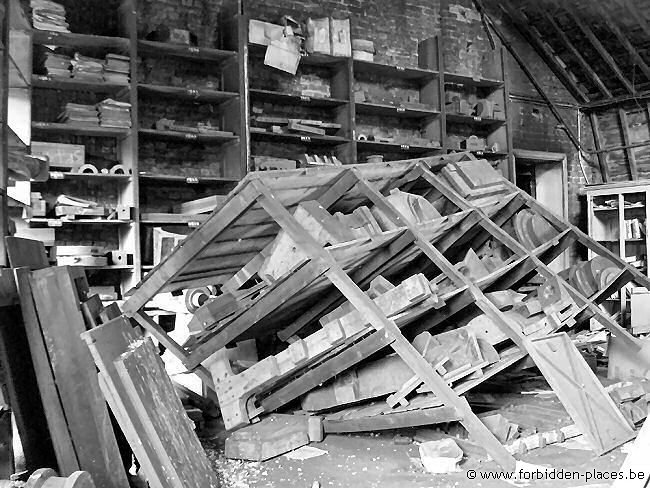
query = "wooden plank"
xmin=81 ymin=317 xmax=176 ymax=488
xmin=0 ymin=301 xmax=57 ymax=471
xmin=531 ymin=333 xmax=635 ymax=454
xmin=5 ymin=237 xmax=49 ymax=270
xmin=618 ymin=108 xmax=639 ymax=180
xmin=114 ymin=339 xmax=220 ymax=488
xmin=537 ymin=9 xmax=612 ymax=99
xmin=589 ymin=113 xmax=610 ymax=182
xmin=565 ymin=4 xmax=634 ymax=95
xmin=29 ymin=267 xmax=128 ymax=487
xmin=252 ymin=178 xmax=516 ymax=470
xmin=13 ymin=268 xmax=78 ymax=474
xmin=323 ymin=405 xmax=459 ymax=433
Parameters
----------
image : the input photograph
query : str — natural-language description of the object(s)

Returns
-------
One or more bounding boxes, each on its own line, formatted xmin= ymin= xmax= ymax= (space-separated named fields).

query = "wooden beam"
xmin=589 ymin=113 xmax=610 ymax=182
xmin=595 ymin=3 xmax=650 ymax=83
xmin=536 ymin=9 xmax=612 ymax=99
xmin=564 ymin=4 xmax=635 ymax=95
xmin=582 ymin=89 xmax=650 ymax=110
xmin=500 ymin=4 xmax=590 ymax=103
xmin=618 ymin=108 xmax=639 ymax=180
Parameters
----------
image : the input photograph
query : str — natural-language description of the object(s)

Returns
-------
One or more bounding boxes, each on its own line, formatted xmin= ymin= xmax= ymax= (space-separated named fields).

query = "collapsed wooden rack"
xmin=123 ymin=153 xmax=650 ymax=469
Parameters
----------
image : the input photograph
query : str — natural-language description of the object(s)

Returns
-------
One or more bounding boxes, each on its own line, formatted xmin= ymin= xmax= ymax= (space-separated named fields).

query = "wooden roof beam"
xmin=500 ymin=4 xmax=590 ymax=103
xmin=594 ymin=3 xmax=650 ymax=83
xmin=564 ymin=4 xmax=635 ymax=95
xmin=536 ymin=9 xmax=612 ymax=99
xmin=618 ymin=108 xmax=639 ymax=180
xmin=589 ymin=113 xmax=611 ymax=183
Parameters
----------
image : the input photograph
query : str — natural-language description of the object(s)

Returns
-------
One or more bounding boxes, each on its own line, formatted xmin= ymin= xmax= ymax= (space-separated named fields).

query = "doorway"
xmin=513 ymin=149 xmax=569 ymax=272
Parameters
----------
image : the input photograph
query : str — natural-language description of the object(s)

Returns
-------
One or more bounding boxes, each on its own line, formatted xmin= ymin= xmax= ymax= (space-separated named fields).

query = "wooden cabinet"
xmin=586 ymin=182 xmax=650 ymax=321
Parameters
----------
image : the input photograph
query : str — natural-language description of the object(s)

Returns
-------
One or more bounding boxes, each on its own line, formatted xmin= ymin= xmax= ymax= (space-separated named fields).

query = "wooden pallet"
xmin=122 ymin=153 xmax=650 ymax=468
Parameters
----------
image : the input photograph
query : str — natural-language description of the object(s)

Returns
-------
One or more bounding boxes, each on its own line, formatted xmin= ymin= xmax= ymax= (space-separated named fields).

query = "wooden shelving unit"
xmin=585 ymin=181 xmax=650 ymax=322
xmin=2 ymin=6 xmax=514 ymax=291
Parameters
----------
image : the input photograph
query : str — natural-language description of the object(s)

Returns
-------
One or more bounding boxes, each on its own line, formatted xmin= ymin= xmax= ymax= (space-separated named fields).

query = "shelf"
xmin=36 ymin=171 xmax=131 ymax=182
xmin=32 ymin=29 xmax=130 ymax=50
xmin=448 ymin=149 xmax=509 ymax=160
xmin=593 ymin=205 xmax=645 ymax=212
xmin=27 ymin=218 xmax=133 ymax=227
xmin=138 ymin=40 xmax=236 ymax=63
xmin=140 ymin=213 xmax=210 ymax=225
xmin=74 ymin=264 xmax=134 ymax=270
xmin=32 ymin=121 xmax=131 ymax=138
xmin=139 ymin=129 xmax=239 ymax=144
xmin=444 ymin=72 xmax=504 ymax=89
xmin=138 ymin=84 xmax=239 ymax=103
xmin=32 ymin=75 xmax=129 ymax=93
xmin=248 ymin=44 xmax=346 ymax=68
xmin=355 ymin=101 xmax=439 ymax=118
xmin=249 ymin=89 xmax=348 ymax=107
xmin=353 ymin=59 xmax=438 ymax=81
xmin=139 ymin=174 xmax=239 ymax=185
xmin=251 ymin=130 xmax=349 ymax=145
xmin=446 ymin=113 xmax=506 ymax=127
xmin=357 ymin=140 xmax=442 ymax=154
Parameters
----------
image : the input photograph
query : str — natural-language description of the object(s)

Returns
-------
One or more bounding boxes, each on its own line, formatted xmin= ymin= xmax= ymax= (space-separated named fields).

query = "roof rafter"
xmin=534 ymin=8 xmax=611 ymax=99
xmin=499 ymin=3 xmax=590 ymax=103
xmin=593 ymin=3 xmax=650 ymax=83
xmin=563 ymin=3 xmax=635 ymax=95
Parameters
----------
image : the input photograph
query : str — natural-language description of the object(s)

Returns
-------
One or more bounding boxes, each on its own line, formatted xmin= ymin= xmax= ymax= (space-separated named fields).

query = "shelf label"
xmin=187 ymin=88 xmax=199 ymax=97
xmin=300 ymin=136 xmax=312 ymax=142
xmin=400 ymin=144 xmax=410 ymax=150
xmin=188 ymin=47 xmax=200 ymax=54
xmin=300 ymin=95 xmax=311 ymax=102
xmin=188 ymin=221 xmax=201 ymax=228
xmin=395 ymin=66 xmax=405 ymax=71
xmin=396 ymin=107 xmax=406 ymax=113
xmin=184 ymin=133 xmax=198 ymax=140
xmin=186 ymin=177 xmax=199 ymax=184
xmin=473 ymin=116 xmax=482 ymax=122
xmin=50 ymin=171 xmax=64 ymax=179
xmin=47 ymin=219 xmax=62 ymax=227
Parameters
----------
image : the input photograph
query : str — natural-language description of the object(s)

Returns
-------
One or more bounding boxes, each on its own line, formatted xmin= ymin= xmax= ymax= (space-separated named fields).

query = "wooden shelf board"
xmin=32 ymin=121 xmax=130 ymax=137
xmin=140 ymin=213 xmax=210 ymax=225
xmin=447 ymin=149 xmax=509 ymax=160
xmin=249 ymin=88 xmax=348 ymax=107
xmin=27 ymin=218 xmax=133 ymax=227
xmin=138 ymin=40 xmax=236 ymax=62
xmin=444 ymin=72 xmax=504 ymax=88
xmin=446 ymin=113 xmax=506 ymax=127
xmin=251 ymin=130 xmax=350 ymax=145
xmin=32 ymin=29 xmax=130 ymax=50
xmin=357 ymin=140 xmax=442 ymax=154
xmin=32 ymin=75 xmax=129 ymax=92
xmin=32 ymin=172 xmax=131 ymax=182
xmin=248 ymin=44 xmax=346 ymax=68
xmin=138 ymin=84 xmax=239 ymax=103
xmin=355 ymin=101 xmax=440 ymax=118
xmin=138 ymin=129 xmax=238 ymax=143
xmin=138 ymin=173 xmax=239 ymax=184
xmin=353 ymin=59 xmax=438 ymax=81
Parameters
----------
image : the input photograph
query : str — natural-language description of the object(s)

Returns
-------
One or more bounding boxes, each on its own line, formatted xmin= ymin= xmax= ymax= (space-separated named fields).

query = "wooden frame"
xmin=122 ymin=153 xmax=650 ymax=467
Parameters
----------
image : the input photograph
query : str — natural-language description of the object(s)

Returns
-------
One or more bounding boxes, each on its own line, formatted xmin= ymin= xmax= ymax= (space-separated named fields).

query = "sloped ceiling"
xmin=484 ymin=0 xmax=650 ymax=109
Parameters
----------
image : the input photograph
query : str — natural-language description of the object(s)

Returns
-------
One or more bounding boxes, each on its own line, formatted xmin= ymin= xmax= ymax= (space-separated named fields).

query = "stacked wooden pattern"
xmin=122 ymin=153 xmax=650 ymax=469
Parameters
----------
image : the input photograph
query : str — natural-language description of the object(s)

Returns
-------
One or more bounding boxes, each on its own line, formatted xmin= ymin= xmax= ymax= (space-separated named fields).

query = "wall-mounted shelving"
xmin=1 ymin=4 xmax=513 ymax=292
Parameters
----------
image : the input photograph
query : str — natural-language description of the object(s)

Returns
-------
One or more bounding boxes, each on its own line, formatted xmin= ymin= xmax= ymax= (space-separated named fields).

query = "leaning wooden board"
xmin=115 ymin=339 xmax=220 ymax=488
xmin=29 ymin=267 xmax=128 ymax=488
xmin=83 ymin=315 xmax=219 ymax=488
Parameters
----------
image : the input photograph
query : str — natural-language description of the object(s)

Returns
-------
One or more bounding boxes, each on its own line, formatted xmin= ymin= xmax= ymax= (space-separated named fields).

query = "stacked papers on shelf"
xmin=43 ymin=51 xmax=71 ymax=78
xmin=71 ymin=53 xmax=104 ymax=83
xmin=103 ymin=54 xmax=130 ymax=85
xmin=58 ymin=103 xmax=99 ymax=126
xmin=97 ymin=98 xmax=132 ymax=128
xmin=31 ymin=0 xmax=70 ymax=32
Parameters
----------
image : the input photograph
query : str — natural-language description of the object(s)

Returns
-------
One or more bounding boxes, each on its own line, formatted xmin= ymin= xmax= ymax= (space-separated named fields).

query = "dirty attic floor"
xmin=200 ymin=377 xmax=629 ymax=488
